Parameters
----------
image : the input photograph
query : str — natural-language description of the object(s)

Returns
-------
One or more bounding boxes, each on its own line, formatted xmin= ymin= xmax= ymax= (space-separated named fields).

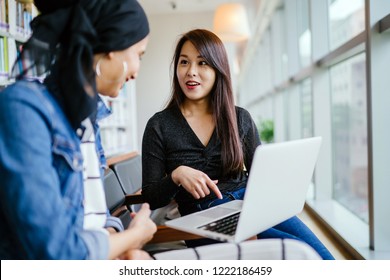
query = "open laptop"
xmin=165 ymin=136 xmax=322 ymax=243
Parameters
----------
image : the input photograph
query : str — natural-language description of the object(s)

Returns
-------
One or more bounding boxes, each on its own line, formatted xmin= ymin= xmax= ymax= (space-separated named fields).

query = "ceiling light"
xmin=213 ymin=3 xmax=251 ymax=42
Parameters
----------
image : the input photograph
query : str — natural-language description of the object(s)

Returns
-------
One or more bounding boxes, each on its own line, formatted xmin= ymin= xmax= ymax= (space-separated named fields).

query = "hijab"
xmin=14 ymin=0 xmax=149 ymax=129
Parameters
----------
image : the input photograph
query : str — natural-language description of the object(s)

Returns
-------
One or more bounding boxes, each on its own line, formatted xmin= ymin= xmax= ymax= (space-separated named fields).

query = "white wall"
xmin=135 ymin=12 xmax=214 ymax=151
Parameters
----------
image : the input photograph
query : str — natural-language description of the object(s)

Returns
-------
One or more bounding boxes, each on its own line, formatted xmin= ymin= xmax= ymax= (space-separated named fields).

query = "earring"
xmin=95 ymin=56 xmax=128 ymax=83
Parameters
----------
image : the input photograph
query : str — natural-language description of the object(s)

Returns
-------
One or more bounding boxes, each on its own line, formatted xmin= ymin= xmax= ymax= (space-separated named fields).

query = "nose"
xmin=130 ymin=67 xmax=140 ymax=80
xmin=130 ymin=60 xmax=141 ymax=80
xmin=187 ymin=63 xmax=197 ymax=77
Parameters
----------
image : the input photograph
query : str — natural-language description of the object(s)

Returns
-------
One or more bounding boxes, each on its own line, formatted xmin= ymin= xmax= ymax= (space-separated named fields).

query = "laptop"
xmin=165 ymin=136 xmax=322 ymax=243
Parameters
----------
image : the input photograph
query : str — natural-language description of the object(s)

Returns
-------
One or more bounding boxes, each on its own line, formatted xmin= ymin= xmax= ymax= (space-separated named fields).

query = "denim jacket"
xmin=95 ymin=96 xmax=124 ymax=232
xmin=0 ymin=80 xmax=110 ymax=259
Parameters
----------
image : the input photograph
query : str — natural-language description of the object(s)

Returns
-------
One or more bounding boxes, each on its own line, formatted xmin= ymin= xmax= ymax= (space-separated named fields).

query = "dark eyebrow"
xmin=179 ymin=54 xmax=204 ymax=59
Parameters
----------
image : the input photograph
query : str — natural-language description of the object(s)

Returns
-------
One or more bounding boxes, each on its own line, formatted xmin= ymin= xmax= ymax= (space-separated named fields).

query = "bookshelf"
xmin=99 ymin=80 xmax=138 ymax=157
xmin=0 ymin=0 xmax=37 ymax=87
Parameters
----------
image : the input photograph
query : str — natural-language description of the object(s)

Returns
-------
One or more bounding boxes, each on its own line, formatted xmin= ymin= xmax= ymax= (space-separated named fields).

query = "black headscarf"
xmin=14 ymin=0 xmax=149 ymax=129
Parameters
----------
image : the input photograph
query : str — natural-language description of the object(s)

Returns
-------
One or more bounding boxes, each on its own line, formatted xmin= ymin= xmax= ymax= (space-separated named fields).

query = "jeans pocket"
xmin=195 ymin=185 xmax=247 ymax=211
xmin=196 ymin=196 xmax=231 ymax=211
xmin=226 ymin=186 xmax=246 ymax=200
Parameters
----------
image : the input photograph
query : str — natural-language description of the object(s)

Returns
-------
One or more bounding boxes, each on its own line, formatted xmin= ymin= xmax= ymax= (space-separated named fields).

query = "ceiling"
xmin=138 ymin=0 xmax=261 ymax=32
xmin=138 ymin=0 xmax=246 ymax=15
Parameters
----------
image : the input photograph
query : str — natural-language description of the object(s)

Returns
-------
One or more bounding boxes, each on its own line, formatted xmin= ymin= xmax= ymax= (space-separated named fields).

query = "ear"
xmin=107 ymin=52 xmax=115 ymax=60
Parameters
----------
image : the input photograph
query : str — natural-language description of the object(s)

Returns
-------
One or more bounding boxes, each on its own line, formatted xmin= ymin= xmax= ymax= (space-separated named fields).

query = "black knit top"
xmin=141 ymin=105 xmax=261 ymax=210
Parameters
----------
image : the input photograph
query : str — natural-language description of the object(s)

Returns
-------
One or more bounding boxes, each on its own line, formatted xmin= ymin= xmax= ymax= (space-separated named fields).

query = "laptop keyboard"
xmin=198 ymin=212 xmax=240 ymax=236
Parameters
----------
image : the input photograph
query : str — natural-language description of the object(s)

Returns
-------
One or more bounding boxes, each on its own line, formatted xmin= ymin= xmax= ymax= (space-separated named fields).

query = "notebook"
xmin=165 ymin=136 xmax=322 ymax=243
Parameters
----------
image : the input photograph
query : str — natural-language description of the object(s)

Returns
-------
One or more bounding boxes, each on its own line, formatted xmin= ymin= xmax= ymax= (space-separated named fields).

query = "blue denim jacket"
xmin=95 ymin=96 xmax=110 ymax=174
xmin=0 ymin=80 xmax=110 ymax=259
xmin=95 ymin=96 xmax=124 ymax=232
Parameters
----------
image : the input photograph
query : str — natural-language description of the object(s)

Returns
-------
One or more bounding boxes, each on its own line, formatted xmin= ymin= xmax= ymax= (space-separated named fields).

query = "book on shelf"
xmin=0 ymin=0 xmax=9 ymax=32
xmin=0 ymin=34 xmax=20 ymax=82
xmin=7 ymin=35 xmax=16 ymax=72
xmin=0 ymin=36 xmax=7 ymax=81
xmin=0 ymin=0 xmax=37 ymax=86
xmin=7 ymin=0 xmax=34 ymax=39
xmin=3 ymin=35 xmax=8 ymax=73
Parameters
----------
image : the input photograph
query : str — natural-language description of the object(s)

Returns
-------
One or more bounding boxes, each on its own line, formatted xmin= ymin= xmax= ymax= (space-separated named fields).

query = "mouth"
xmin=186 ymin=81 xmax=200 ymax=86
xmin=185 ymin=81 xmax=200 ymax=89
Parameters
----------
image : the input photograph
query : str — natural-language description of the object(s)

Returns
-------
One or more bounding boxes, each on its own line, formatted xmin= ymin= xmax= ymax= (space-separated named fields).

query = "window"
xmin=330 ymin=53 xmax=368 ymax=223
xmin=301 ymin=78 xmax=313 ymax=138
xmin=297 ymin=0 xmax=311 ymax=67
xmin=236 ymin=0 xmax=390 ymax=258
xmin=328 ymin=0 xmax=365 ymax=50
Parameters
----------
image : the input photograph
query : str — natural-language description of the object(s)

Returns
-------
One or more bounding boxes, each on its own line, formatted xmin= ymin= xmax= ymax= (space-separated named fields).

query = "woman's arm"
xmin=142 ymin=114 xmax=222 ymax=206
xmin=0 ymin=92 xmax=95 ymax=259
xmin=141 ymin=117 xmax=181 ymax=209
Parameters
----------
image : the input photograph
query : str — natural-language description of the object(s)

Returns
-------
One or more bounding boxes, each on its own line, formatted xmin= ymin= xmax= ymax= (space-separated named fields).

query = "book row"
xmin=0 ymin=0 xmax=35 ymax=38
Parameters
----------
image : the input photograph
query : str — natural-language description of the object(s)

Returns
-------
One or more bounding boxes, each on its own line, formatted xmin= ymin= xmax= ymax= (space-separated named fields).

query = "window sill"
xmin=305 ymin=199 xmax=390 ymax=260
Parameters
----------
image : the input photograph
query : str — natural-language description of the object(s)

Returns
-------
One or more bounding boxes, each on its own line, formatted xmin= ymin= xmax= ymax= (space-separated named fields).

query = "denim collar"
xmin=96 ymin=95 xmax=112 ymax=122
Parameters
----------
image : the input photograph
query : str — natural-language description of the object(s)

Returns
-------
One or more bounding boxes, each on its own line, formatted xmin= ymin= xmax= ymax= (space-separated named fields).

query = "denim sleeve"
xmin=80 ymin=230 xmax=109 ymax=260
xmin=94 ymin=95 xmax=111 ymax=176
xmin=0 ymin=90 xmax=108 ymax=259
xmin=105 ymin=215 xmax=124 ymax=232
xmin=94 ymin=122 xmax=108 ymax=175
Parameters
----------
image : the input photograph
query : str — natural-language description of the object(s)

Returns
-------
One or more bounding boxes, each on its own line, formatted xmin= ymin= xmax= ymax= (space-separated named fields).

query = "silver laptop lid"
xmin=234 ymin=136 xmax=322 ymax=242
xmin=165 ymin=137 xmax=322 ymax=243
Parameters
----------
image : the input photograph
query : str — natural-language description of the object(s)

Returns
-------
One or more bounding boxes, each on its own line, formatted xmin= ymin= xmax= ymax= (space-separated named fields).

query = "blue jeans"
xmin=179 ymin=185 xmax=334 ymax=260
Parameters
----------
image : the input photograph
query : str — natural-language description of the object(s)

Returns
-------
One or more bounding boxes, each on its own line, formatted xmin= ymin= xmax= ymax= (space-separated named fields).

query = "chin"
xmin=110 ymin=92 xmax=120 ymax=98
xmin=109 ymin=88 xmax=121 ymax=98
xmin=99 ymin=89 xmax=119 ymax=98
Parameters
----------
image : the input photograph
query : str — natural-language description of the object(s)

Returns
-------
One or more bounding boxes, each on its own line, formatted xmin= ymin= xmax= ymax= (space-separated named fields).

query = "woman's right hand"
xmin=127 ymin=203 xmax=157 ymax=248
xmin=119 ymin=249 xmax=153 ymax=260
xmin=108 ymin=203 xmax=156 ymax=259
xmin=172 ymin=166 xmax=222 ymax=200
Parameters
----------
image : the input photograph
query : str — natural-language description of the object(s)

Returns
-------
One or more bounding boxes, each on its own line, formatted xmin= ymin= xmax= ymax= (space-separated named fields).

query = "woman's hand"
xmin=119 ymin=249 xmax=153 ymax=260
xmin=108 ymin=203 xmax=157 ymax=259
xmin=172 ymin=166 xmax=222 ymax=200
xmin=127 ymin=203 xmax=157 ymax=248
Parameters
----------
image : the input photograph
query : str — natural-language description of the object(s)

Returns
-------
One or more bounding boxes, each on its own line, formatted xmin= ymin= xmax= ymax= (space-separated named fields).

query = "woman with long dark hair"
xmin=141 ymin=29 xmax=334 ymax=260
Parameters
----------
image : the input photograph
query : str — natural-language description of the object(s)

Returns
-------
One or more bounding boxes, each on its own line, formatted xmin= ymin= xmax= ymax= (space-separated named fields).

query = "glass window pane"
xmin=300 ymin=78 xmax=314 ymax=199
xmin=328 ymin=0 xmax=365 ymax=50
xmin=301 ymin=78 xmax=313 ymax=138
xmin=297 ymin=0 xmax=311 ymax=67
xmin=280 ymin=8 xmax=288 ymax=81
xmin=330 ymin=53 xmax=368 ymax=223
